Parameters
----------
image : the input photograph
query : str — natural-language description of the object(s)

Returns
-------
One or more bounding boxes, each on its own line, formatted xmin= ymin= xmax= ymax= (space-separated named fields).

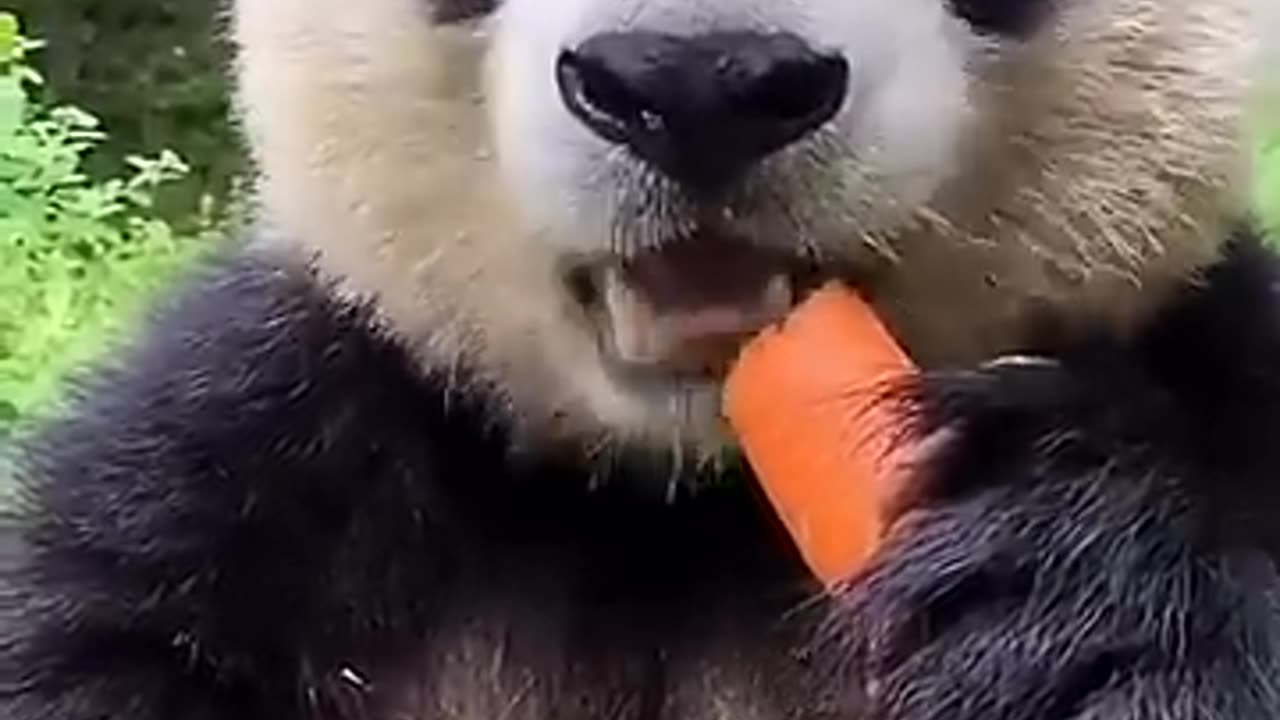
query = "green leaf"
xmin=0 ymin=76 xmax=24 ymax=137
xmin=0 ymin=13 xmax=19 ymax=62
xmin=0 ymin=12 xmax=223 ymax=439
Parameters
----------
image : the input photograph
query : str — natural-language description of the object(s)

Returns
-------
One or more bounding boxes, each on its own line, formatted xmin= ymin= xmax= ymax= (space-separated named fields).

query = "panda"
xmin=4 ymin=0 xmax=1280 ymax=717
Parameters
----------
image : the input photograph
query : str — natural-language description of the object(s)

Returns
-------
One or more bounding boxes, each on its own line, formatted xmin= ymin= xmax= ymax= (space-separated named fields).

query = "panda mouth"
xmin=566 ymin=234 xmax=837 ymax=380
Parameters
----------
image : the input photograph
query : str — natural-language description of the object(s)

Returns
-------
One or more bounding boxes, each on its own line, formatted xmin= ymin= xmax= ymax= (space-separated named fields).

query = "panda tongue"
xmin=604 ymin=240 xmax=795 ymax=373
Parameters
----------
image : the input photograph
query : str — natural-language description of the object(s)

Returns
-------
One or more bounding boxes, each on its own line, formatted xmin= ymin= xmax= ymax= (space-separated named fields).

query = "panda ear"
xmin=430 ymin=0 xmax=499 ymax=24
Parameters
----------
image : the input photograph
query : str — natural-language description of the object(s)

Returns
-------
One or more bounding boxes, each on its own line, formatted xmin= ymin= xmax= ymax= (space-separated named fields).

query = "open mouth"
xmin=566 ymin=233 xmax=852 ymax=381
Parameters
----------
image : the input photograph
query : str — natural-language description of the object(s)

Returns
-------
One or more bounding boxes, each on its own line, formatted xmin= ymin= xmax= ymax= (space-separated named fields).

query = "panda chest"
xmin=372 ymin=555 xmax=850 ymax=720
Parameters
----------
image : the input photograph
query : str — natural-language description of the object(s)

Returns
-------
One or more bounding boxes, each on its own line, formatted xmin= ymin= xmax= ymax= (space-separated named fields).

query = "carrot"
xmin=724 ymin=282 xmax=920 ymax=587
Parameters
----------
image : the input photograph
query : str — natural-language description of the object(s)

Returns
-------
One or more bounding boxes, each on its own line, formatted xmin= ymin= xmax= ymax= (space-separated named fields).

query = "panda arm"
xmin=2 ymin=252 xmax=495 ymax=720
xmin=834 ymin=227 xmax=1280 ymax=719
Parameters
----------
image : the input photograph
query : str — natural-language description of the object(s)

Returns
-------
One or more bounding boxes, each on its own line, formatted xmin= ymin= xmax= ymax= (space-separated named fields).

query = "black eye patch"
xmin=430 ymin=0 xmax=499 ymax=24
xmin=948 ymin=0 xmax=1056 ymax=38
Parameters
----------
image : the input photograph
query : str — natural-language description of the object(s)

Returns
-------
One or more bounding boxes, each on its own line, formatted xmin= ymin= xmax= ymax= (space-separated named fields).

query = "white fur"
xmin=492 ymin=0 xmax=974 ymax=260
xmin=232 ymin=0 xmax=1269 ymax=466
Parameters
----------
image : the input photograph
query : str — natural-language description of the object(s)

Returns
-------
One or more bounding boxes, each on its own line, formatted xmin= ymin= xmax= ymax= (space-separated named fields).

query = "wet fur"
xmin=5 ymin=0 xmax=1280 ymax=718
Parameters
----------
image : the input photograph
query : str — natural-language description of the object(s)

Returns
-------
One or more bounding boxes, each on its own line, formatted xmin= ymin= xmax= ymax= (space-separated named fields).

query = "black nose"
xmin=556 ymin=31 xmax=849 ymax=190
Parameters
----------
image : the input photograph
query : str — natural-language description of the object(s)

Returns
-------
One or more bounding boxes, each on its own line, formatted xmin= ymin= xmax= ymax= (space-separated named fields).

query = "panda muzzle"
xmin=595 ymin=238 xmax=803 ymax=378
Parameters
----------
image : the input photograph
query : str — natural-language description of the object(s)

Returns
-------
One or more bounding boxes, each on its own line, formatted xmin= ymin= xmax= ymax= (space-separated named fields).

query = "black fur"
xmin=947 ymin=0 xmax=1056 ymax=37
xmin=4 ymin=226 xmax=1280 ymax=719
xmin=429 ymin=0 xmax=498 ymax=24
xmin=833 ymin=227 xmax=1280 ymax=718
xmin=557 ymin=31 xmax=849 ymax=191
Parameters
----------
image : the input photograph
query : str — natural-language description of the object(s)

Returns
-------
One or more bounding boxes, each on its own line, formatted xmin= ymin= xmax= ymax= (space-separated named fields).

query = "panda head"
xmin=232 ymin=0 xmax=1270 ymax=467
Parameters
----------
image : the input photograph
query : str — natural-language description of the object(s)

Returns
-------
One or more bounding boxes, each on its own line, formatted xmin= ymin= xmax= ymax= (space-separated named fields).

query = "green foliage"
xmin=1258 ymin=122 xmax=1280 ymax=234
xmin=6 ymin=0 xmax=245 ymax=229
xmin=0 ymin=12 xmax=217 ymax=440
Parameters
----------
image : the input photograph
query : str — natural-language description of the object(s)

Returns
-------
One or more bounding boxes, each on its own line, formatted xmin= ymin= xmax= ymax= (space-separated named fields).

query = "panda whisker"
xmin=661 ymin=390 xmax=690 ymax=502
xmin=801 ymin=128 xmax=904 ymax=261
xmin=583 ymin=431 xmax=617 ymax=491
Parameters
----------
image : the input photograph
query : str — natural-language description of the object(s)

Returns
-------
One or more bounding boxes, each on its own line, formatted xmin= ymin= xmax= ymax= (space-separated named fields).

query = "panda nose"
xmin=556 ymin=31 xmax=849 ymax=191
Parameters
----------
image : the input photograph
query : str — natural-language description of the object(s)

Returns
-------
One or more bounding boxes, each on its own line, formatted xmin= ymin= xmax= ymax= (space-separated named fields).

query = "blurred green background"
xmin=0 ymin=2 xmax=1277 ymax=450
xmin=0 ymin=2 xmax=240 ymax=443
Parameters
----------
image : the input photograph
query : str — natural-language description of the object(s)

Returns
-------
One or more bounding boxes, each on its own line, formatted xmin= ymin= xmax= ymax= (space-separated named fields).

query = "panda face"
xmin=483 ymin=0 xmax=1257 ymax=447
xmin=491 ymin=0 xmax=979 ymax=380
xmin=234 ymin=0 xmax=1265 ymax=462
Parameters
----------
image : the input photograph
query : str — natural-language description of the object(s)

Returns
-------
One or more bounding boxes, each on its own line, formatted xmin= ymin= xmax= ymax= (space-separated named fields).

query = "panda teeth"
xmin=597 ymin=266 xmax=798 ymax=372
xmin=601 ymin=265 xmax=658 ymax=362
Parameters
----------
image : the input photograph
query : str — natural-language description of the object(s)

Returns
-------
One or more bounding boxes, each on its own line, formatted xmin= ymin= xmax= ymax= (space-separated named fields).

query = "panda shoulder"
xmin=910 ymin=222 xmax=1280 ymax=540
xmin=11 ymin=245 xmax=506 ymax=541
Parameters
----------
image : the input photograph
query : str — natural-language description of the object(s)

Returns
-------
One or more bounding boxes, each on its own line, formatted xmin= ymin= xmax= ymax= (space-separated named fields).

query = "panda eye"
xmin=430 ymin=0 xmax=499 ymax=24
xmin=948 ymin=0 xmax=1055 ymax=38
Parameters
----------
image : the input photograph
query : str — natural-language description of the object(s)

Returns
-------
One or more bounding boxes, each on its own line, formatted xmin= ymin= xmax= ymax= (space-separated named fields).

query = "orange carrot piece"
xmin=724 ymin=282 xmax=919 ymax=587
